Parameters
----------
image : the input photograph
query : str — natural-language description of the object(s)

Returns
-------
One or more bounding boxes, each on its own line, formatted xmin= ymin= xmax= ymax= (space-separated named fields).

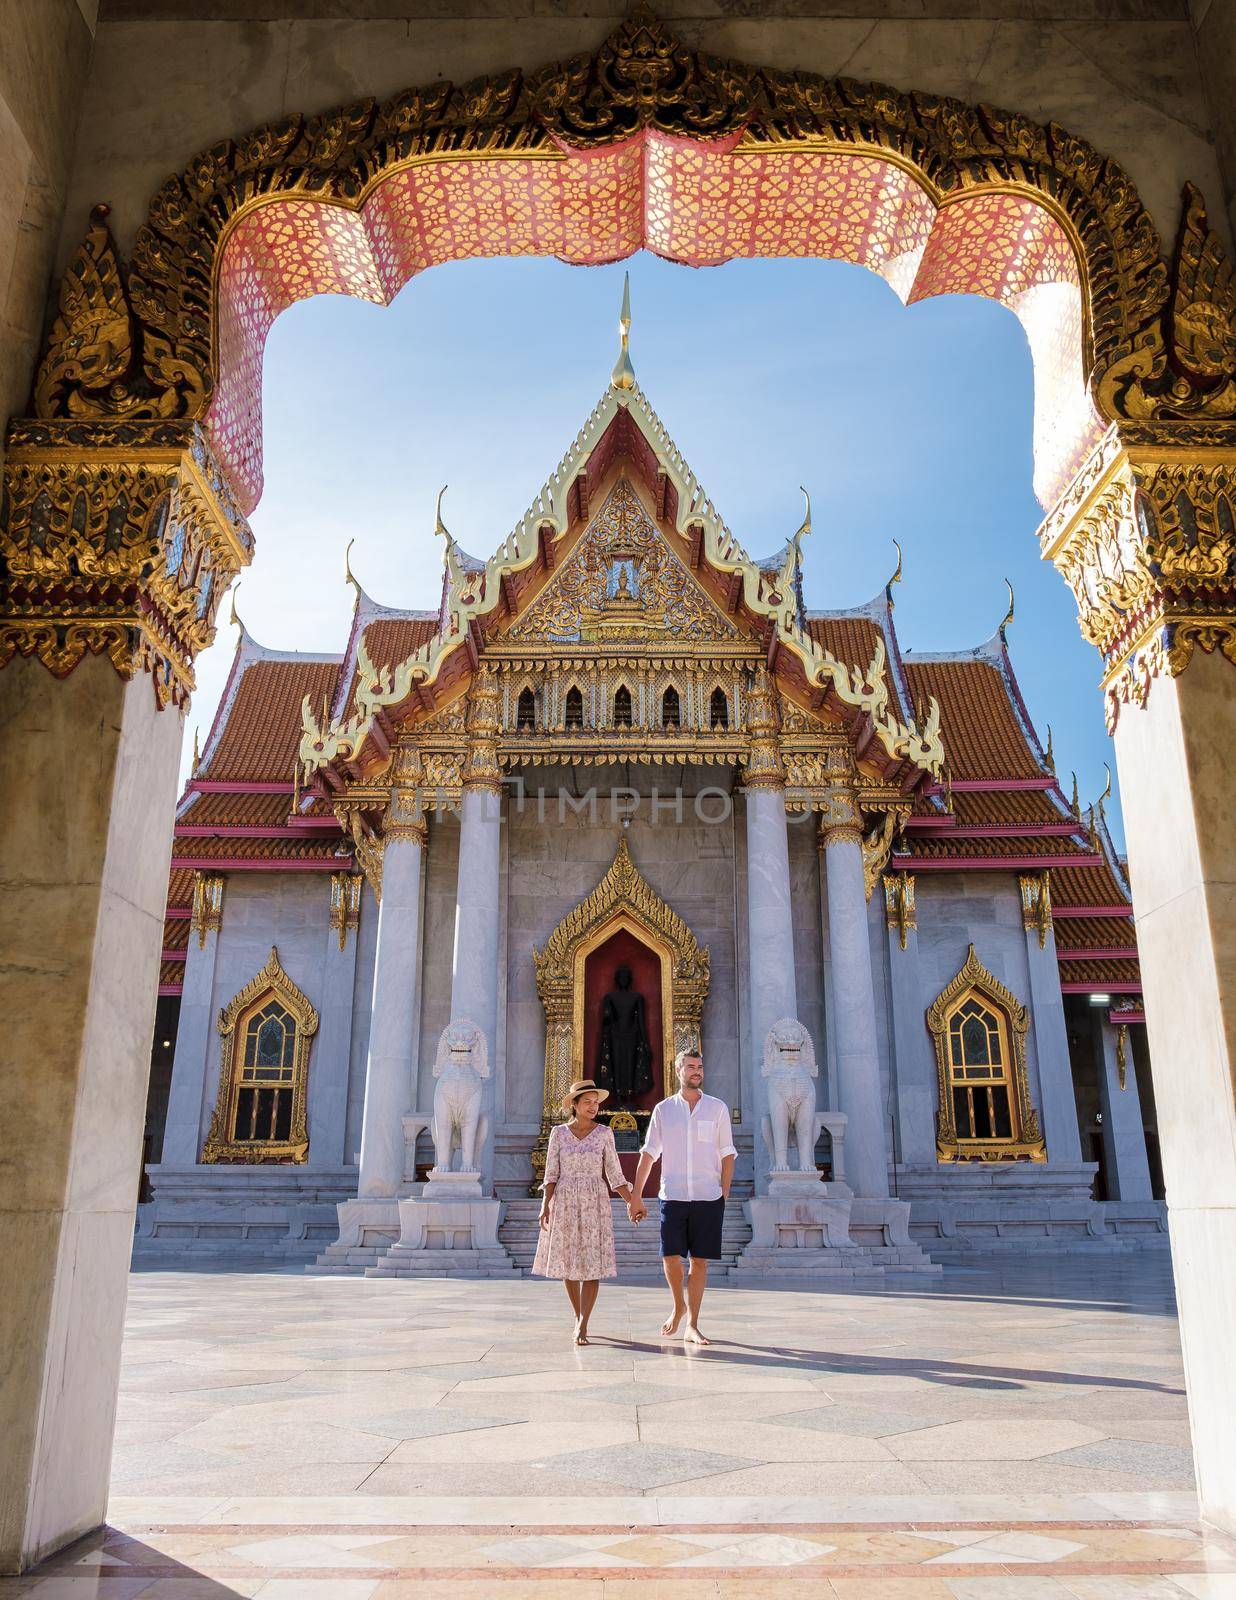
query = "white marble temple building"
xmin=137 ymin=337 xmax=1166 ymax=1273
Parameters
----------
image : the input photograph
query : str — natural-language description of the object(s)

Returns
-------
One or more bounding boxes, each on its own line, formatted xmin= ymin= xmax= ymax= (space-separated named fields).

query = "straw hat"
xmin=561 ymin=1078 xmax=610 ymax=1112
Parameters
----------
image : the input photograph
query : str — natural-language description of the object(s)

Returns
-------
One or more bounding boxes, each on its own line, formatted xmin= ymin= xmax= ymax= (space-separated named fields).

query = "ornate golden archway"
xmin=530 ymin=837 xmax=709 ymax=1187
xmin=5 ymin=7 xmax=1233 ymax=726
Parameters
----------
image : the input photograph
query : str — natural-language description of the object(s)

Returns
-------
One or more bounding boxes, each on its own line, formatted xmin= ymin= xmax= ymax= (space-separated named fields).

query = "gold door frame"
xmin=530 ymin=837 xmax=709 ymax=1190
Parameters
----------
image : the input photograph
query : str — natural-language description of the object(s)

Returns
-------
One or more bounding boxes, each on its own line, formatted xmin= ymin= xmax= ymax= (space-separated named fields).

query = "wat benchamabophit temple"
xmin=139 ymin=306 xmax=1165 ymax=1275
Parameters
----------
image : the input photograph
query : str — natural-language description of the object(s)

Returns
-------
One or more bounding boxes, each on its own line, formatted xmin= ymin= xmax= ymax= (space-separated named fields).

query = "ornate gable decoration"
xmin=508 ymin=479 xmax=740 ymax=644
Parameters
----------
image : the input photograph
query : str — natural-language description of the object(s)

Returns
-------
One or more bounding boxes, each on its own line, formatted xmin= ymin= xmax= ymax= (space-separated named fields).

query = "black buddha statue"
xmin=597 ymin=963 xmax=653 ymax=1102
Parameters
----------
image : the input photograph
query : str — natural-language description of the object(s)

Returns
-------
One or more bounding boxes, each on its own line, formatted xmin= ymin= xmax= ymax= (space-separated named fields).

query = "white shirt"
xmin=640 ymin=1091 xmax=737 ymax=1202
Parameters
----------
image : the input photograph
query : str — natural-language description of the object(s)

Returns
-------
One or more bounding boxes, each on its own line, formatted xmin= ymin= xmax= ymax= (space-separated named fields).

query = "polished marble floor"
xmin=9 ymin=1252 xmax=1234 ymax=1598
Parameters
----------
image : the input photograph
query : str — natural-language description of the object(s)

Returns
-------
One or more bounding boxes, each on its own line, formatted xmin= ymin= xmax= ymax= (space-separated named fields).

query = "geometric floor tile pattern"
xmin=8 ymin=1250 xmax=1231 ymax=1598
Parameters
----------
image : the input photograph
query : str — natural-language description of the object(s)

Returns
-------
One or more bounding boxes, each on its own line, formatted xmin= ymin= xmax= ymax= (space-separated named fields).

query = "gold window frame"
xmin=202 ymin=946 xmax=319 ymax=1164
xmin=927 ymin=944 xmax=1046 ymax=1163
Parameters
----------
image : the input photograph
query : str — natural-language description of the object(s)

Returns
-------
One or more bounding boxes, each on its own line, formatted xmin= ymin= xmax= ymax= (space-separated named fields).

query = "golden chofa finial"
xmin=344 ymin=537 xmax=362 ymax=604
xmin=998 ymin=578 xmax=1015 ymax=638
xmin=610 ymin=271 xmax=636 ymax=393
xmin=192 ymin=725 xmax=201 ymax=769
xmin=886 ymin=538 xmax=903 ymax=607
xmin=434 ymin=485 xmax=455 ymax=556
xmin=228 ymin=582 xmax=246 ymax=635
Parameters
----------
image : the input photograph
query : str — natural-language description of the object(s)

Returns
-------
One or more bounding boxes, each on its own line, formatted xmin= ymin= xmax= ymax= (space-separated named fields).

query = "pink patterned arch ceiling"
xmin=210 ymin=134 xmax=1102 ymax=514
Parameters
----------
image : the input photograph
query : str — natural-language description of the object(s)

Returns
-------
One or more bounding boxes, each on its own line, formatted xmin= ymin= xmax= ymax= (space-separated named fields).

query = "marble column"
xmin=159 ymin=879 xmax=223 ymax=1168
xmin=307 ymin=874 xmax=364 ymax=1170
xmin=744 ymin=782 xmax=799 ymax=1190
xmin=0 ymin=659 xmax=183 ymax=1573
xmin=822 ymin=809 xmax=890 ymax=1200
xmin=356 ymin=811 xmax=425 ymax=1199
xmin=1094 ymin=1017 xmax=1153 ymax=1202
xmin=1019 ymin=879 xmax=1083 ymax=1163
xmin=882 ymin=876 xmax=937 ymax=1168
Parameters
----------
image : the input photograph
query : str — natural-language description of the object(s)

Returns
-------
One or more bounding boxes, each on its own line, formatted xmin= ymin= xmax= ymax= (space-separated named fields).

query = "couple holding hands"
xmin=533 ymin=1049 xmax=737 ymax=1346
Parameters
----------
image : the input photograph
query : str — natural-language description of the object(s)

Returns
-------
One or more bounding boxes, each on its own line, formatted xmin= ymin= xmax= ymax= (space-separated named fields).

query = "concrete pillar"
xmin=0 ymin=659 xmax=182 ymax=1573
xmin=159 ymin=891 xmax=222 ymax=1167
xmin=357 ymin=822 xmax=425 ymax=1199
xmin=744 ymin=783 xmax=798 ymax=1189
xmin=308 ymin=875 xmax=363 ymax=1170
xmin=1094 ymin=1017 xmax=1153 ymax=1202
xmin=450 ymin=782 xmax=502 ymax=1185
xmin=1113 ymin=648 xmax=1236 ymax=1531
xmin=1021 ymin=904 xmax=1084 ymax=1163
xmin=883 ymin=877 xmax=937 ymax=1168
xmin=823 ymin=825 xmax=890 ymax=1200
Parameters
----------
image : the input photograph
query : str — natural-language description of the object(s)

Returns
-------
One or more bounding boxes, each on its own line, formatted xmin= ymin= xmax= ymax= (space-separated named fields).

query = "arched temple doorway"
xmin=533 ymin=837 xmax=709 ymax=1186
xmin=3 ymin=6 xmax=1236 ymax=1570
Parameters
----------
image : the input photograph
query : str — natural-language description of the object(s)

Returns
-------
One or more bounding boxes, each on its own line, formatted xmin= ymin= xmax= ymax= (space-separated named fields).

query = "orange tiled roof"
xmin=179 ymin=792 xmax=297 ymax=826
xmin=167 ymin=868 xmax=195 ymax=908
xmin=163 ymin=920 xmax=189 ymax=953
xmin=1051 ymin=860 xmax=1132 ymax=909
xmin=903 ymin=657 xmax=1043 ymax=781
xmin=170 ymin=835 xmax=341 ymax=864
xmin=1059 ymin=958 xmax=1141 ymax=986
xmin=1054 ymin=916 xmax=1137 ymax=951
xmin=159 ymin=960 xmax=185 ymax=987
xmin=908 ymin=833 xmax=1086 ymax=861
xmin=950 ymin=789 xmax=1067 ymax=827
xmin=201 ymin=655 xmax=341 ymax=783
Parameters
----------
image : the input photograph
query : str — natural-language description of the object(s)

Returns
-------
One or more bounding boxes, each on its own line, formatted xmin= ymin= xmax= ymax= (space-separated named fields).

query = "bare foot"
xmin=684 ymin=1323 xmax=711 ymax=1346
xmin=661 ymin=1306 xmax=685 ymax=1337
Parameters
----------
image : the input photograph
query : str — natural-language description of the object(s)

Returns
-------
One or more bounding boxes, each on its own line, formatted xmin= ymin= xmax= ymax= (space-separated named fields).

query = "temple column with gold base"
xmin=374 ymin=673 xmax=514 ymax=1275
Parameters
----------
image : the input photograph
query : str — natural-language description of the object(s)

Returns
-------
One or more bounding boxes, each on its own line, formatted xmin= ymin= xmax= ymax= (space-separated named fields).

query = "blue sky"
xmin=192 ymin=252 xmax=1121 ymax=842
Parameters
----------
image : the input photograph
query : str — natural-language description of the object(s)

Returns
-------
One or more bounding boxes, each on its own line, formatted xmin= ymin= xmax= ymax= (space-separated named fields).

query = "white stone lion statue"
xmin=760 ymin=1017 xmax=820 ymax=1176
xmin=431 ymin=1019 xmax=490 ymax=1175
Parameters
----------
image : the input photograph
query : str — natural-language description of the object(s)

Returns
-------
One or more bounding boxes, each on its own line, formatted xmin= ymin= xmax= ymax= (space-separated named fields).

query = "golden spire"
xmin=1070 ymin=770 xmax=1080 ymax=819
xmin=610 ymin=272 xmax=636 ymax=393
xmin=344 ymin=537 xmax=362 ymax=605
xmin=886 ymin=538 xmax=903 ymax=607
xmin=998 ymin=578 xmax=1015 ymax=639
xmin=192 ymin=725 xmax=201 ymax=768
xmin=1043 ymin=723 xmax=1055 ymax=774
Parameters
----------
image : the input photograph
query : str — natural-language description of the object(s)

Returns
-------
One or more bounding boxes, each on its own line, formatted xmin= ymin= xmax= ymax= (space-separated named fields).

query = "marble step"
xmin=498 ymin=1198 xmax=752 ymax=1276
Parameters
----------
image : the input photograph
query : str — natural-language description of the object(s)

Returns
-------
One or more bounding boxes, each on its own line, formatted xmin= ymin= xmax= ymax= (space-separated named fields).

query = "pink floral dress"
xmin=532 ymin=1122 xmax=628 ymax=1280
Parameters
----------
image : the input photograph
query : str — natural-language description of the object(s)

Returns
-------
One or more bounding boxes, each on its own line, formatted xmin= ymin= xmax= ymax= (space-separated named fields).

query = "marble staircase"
xmin=498 ymin=1197 xmax=752 ymax=1278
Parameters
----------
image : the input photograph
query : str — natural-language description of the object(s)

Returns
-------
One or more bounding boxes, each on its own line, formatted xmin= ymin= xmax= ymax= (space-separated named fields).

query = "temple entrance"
xmin=583 ymin=925 xmax=668 ymax=1183
xmin=531 ymin=838 xmax=709 ymax=1192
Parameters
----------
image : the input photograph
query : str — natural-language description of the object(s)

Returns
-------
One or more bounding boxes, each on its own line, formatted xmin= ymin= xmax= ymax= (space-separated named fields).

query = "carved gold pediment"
xmin=507 ymin=478 xmax=741 ymax=646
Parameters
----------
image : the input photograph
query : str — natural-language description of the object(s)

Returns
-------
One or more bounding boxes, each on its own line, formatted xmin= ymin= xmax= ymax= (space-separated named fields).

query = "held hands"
xmin=626 ymin=1197 xmax=648 ymax=1224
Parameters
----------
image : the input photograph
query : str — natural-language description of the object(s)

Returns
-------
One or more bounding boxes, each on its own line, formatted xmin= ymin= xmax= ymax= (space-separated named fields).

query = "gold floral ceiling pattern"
xmin=208 ymin=142 xmax=1097 ymax=515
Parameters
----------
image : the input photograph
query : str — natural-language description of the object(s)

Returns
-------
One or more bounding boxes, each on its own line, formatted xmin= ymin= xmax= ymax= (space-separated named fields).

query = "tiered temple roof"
xmin=160 ymin=305 xmax=1140 ymax=1018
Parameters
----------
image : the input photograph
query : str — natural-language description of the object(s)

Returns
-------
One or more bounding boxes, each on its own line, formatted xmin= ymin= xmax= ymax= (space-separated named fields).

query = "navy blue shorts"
xmin=659 ymin=1196 xmax=725 ymax=1260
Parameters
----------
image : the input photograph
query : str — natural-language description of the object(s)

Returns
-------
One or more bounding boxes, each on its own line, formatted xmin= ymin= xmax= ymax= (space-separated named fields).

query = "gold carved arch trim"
xmin=202 ymin=946 xmax=319 ymax=1165
xmin=531 ymin=836 xmax=709 ymax=1185
xmin=927 ymin=944 xmax=1045 ymax=1165
xmin=34 ymin=6 xmax=1210 ymax=448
